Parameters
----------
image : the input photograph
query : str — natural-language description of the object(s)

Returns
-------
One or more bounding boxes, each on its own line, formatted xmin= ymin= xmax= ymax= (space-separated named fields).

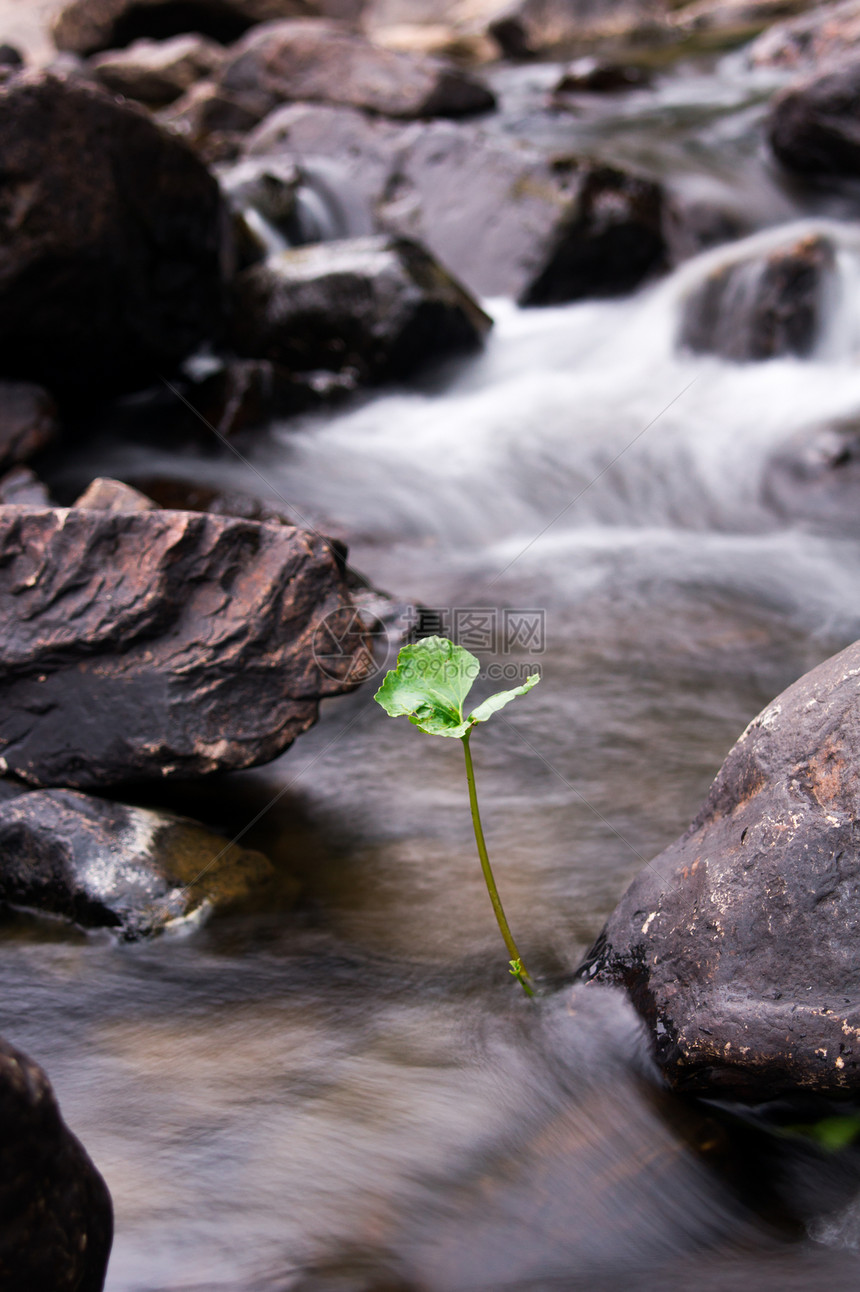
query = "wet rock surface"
xmin=678 ymin=232 xmax=833 ymax=361
xmin=762 ymin=416 xmax=860 ymax=533
xmin=52 ymin=0 xmax=333 ymax=57
xmin=583 ymin=637 xmax=860 ymax=1097
xmin=0 ymin=73 xmax=226 ymax=397
xmin=768 ymin=58 xmax=860 ymax=179
xmin=89 ymin=32 xmax=225 ymax=104
xmin=0 ymin=786 xmax=274 ymax=937
xmin=231 ymin=234 xmax=492 ymax=382
xmin=0 ymin=382 xmax=58 ymax=472
xmin=485 ymin=0 xmax=665 ymax=57
xmin=0 ymin=1034 xmax=112 ymax=1291
xmin=218 ymin=18 xmax=496 ymax=119
xmin=0 ymin=506 xmax=366 ymax=788
xmin=243 ymin=107 xmax=669 ymax=300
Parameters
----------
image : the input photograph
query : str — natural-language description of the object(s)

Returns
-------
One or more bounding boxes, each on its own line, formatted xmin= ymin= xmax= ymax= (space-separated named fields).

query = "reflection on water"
xmin=14 ymin=49 xmax=860 ymax=1292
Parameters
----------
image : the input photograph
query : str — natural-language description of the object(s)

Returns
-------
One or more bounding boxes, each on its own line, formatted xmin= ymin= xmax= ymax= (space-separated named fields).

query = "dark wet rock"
xmin=583 ymin=637 xmax=860 ymax=1097
xmin=0 ymin=383 xmax=58 ymax=472
xmin=159 ymin=78 xmax=267 ymax=161
xmin=519 ymin=163 xmax=666 ymax=305
xmin=231 ymin=234 xmax=492 ymax=382
xmin=749 ymin=0 xmax=860 ymax=71
xmin=190 ymin=356 xmax=353 ymax=430
xmin=52 ymin=0 xmax=340 ymax=57
xmin=218 ymin=19 xmax=496 ymax=119
xmin=486 ymin=0 xmax=665 ymax=57
xmin=0 ymin=44 xmax=24 ymax=68
xmin=0 ymin=73 xmax=227 ymax=398
xmin=0 ymin=507 xmax=367 ymax=788
xmin=0 ymin=468 xmax=53 ymax=508
xmin=0 ymin=786 xmax=274 ymax=937
xmin=554 ymin=56 xmax=652 ymax=93
xmin=132 ymin=474 xmax=296 ymax=521
xmin=73 ymin=477 xmax=158 ymax=510
xmin=90 ymin=33 xmax=225 ymax=105
xmin=768 ymin=58 xmax=860 ymax=179
xmin=0 ymin=1035 xmax=112 ymax=1290
xmin=678 ymin=233 xmax=834 ymax=361
xmin=762 ymin=416 xmax=860 ymax=533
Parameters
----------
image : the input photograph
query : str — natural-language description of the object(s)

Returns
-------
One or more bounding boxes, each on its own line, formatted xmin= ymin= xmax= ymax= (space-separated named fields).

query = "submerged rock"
xmin=583 ymin=637 xmax=860 ymax=1097
xmin=218 ymin=18 xmax=496 ymax=118
xmin=762 ymin=416 xmax=860 ymax=533
xmin=768 ymin=58 xmax=860 ymax=178
xmin=52 ymin=0 xmax=337 ymax=57
xmin=0 ymin=507 xmax=367 ymax=788
xmin=0 ymin=1035 xmax=112 ymax=1289
xmin=0 ymin=73 xmax=226 ymax=397
xmin=231 ymin=234 xmax=492 ymax=382
xmin=0 ymin=382 xmax=58 ymax=472
xmin=0 ymin=787 xmax=274 ymax=937
xmin=678 ymin=233 xmax=834 ymax=361
xmin=90 ymin=33 xmax=225 ymax=105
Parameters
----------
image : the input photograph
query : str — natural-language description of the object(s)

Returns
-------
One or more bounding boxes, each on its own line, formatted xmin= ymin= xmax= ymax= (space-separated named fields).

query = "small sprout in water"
xmin=374 ymin=636 xmax=540 ymax=997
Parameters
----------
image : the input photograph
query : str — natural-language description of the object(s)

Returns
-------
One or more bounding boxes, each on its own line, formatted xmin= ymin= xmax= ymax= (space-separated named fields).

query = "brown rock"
xmin=219 ymin=18 xmax=496 ymax=119
xmin=231 ymin=234 xmax=492 ymax=382
xmin=90 ymin=33 xmax=225 ymax=105
xmin=678 ymin=233 xmax=834 ymax=361
xmin=0 ymin=786 xmax=275 ymax=937
xmin=768 ymin=58 xmax=860 ymax=178
xmin=0 ymin=382 xmax=58 ymax=472
xmin=0 ymin=1036 xmax=112 ymax=1290
xmin=73 ymin=477 xmax=158 ymax=510
xmin=486 ymin=0 xmax=665 ymax=56
xmin=0 ymin=73 xmax=226 ymax=397
xmin=583 ymin=637 xmax=860 ymax=1097
xmin=0 ymin=507 xmax=368 ymax=788
xmin=53 ymin=0 xmax=332 ymax=57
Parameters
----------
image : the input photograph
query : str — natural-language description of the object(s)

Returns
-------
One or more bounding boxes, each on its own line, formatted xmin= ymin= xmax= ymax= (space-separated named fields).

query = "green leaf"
xmin=469 ymin=673 xmax=540 ymax=725
xmin=374 ymin=636 xmax=480 ymax=738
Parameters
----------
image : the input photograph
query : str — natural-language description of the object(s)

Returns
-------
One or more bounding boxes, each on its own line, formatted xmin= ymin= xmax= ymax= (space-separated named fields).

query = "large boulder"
xmin=583 ymin=638 xmax=860 ymax=1097
xmin=89 ymin=33 xmax=225 ymax=105
xmin=768 ymin=58 xmax=860 ymax=178
xmin=678 ymin=232 xmax=834 ymax=361
xmin=52 ymin=0 xmax=357 ymax=57
xmin=218 ymin=19 xmax=496 ymax=118
xmin=0 ymin=383 xmax=58 ymax=473
xmin=0 ymin=73 xmax=226 ymax=397
xmin=0 ymin=1035 xmax=112 ymax=1290
xmin=0 ymin=506 xmax=368 ymax=788
xmin=0 ymin=785 xmax=274 ymax=938
xmin=231 ymin=234 xmax=492 ymax=381
xmin=245 ymin=107 xmax=668 ymax=300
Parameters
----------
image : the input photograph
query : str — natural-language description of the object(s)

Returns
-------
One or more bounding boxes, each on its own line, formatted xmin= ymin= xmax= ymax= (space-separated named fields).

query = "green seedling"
xmin=374 ymin=635 xmax=540 ymax=997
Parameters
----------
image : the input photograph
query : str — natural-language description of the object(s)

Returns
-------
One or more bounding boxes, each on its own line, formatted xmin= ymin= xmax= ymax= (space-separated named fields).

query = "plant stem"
xmin=461 ymin=729 xmax=534 ymax=997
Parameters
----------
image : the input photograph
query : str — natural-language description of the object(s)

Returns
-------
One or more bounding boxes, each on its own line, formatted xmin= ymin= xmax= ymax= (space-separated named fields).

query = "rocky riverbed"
xmin=4 ymin=0 xmax=860 ymax=1289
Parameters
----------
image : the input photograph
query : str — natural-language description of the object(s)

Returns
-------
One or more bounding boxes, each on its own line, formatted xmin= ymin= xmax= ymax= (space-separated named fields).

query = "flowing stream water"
xmin=7 ymin=43 xmax=860 ymax=1292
